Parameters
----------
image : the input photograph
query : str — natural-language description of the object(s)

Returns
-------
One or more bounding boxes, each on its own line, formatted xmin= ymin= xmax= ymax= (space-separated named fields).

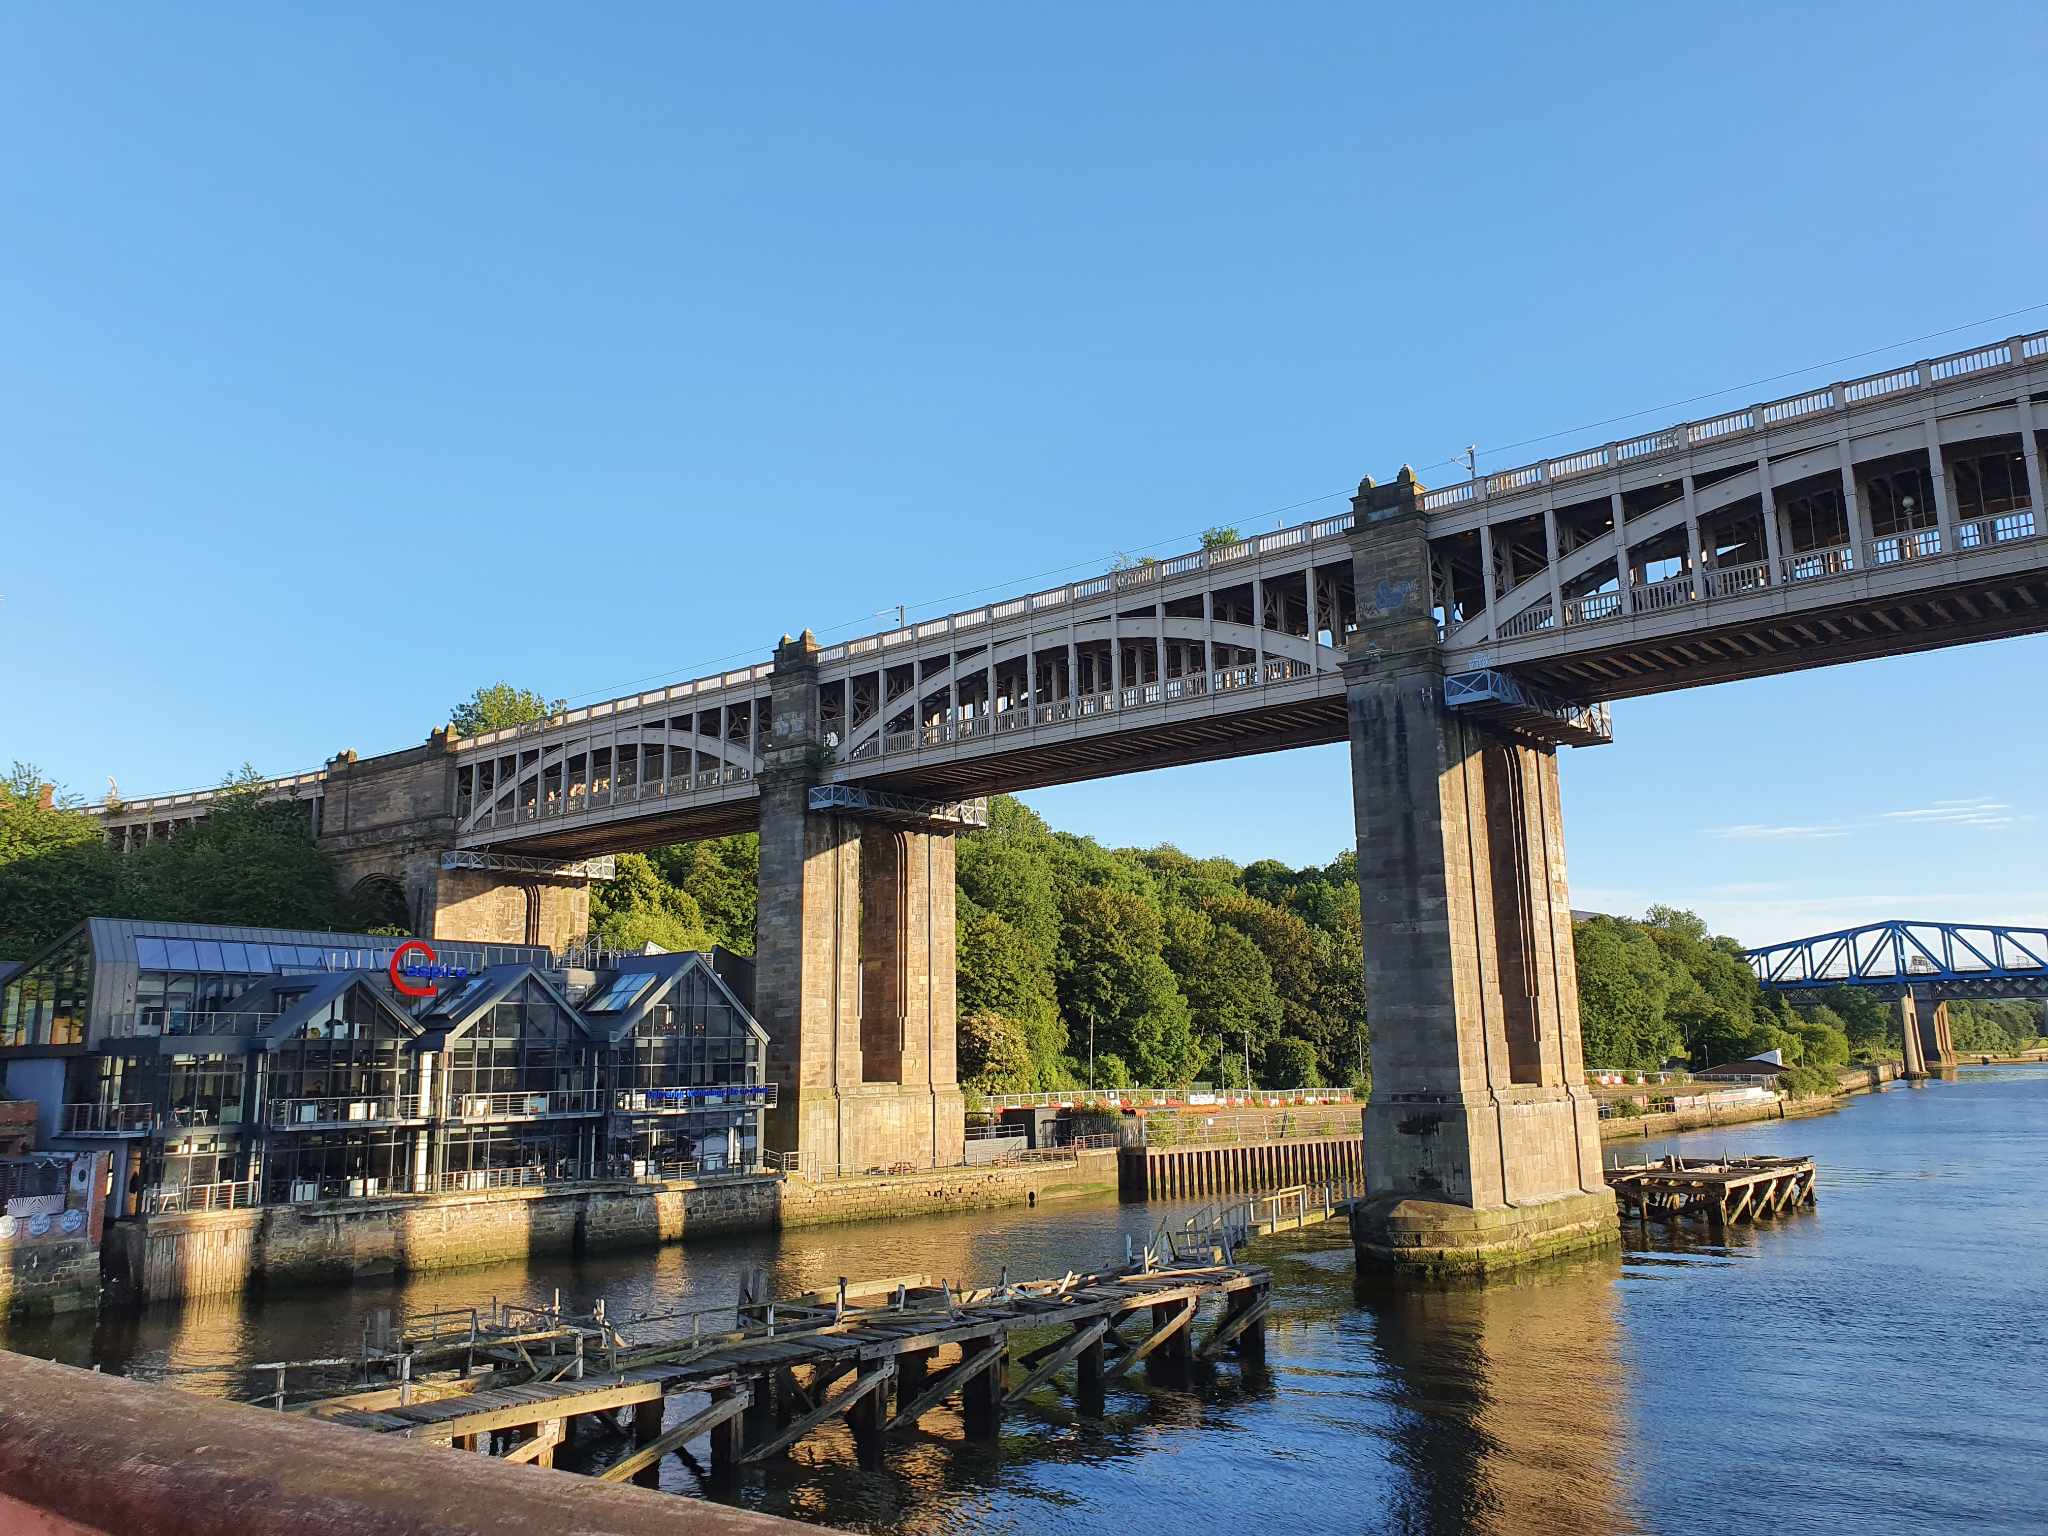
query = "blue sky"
xmin=5 ymin=3 xmax=2045 ymax=947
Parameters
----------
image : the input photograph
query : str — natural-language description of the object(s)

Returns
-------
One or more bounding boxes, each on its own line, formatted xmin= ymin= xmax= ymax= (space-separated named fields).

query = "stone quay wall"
xmin=104 ymin=1152 xmax=1119 ymax=1305
xmin=1596 ymin=1061 xmax=1905 ymax=1144
xmin=777 ymin=1148 xmax=1117 ymax=1228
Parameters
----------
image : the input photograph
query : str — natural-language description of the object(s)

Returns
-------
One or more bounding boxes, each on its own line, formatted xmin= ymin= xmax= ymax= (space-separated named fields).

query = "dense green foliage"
xmin=0 ymin=765 xmax=121 ymax=956
xmin=447 ymin=683 xmax=567 ymax=737
xmin=588 ymin=794 xmax=1370 ymax=1094
xmin=952 ymin=797 xmax=1368 ymax=1093
xmin=588 ymin=837 xmax=757 ymax=955
xmin=1574 ymin=905 xmax=1896 ymax=1078
xmin=1 ymin=764 xmax=366 ymax=957
xmin=1947 ymin=999 xmax=2047 ymax=1054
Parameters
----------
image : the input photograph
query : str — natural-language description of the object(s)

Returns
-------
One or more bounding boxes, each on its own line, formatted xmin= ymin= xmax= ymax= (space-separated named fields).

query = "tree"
xmin=956 ymin=797 xmax=1062 ymax=956
xmin=958 ymin=905 xmax=1064 ymax=1084
xmin=118 ymin=770 xmax=350 ymax=932
xmin=959 ymin=1012 xmax=1035 ymax=1094
xmin=1162 ymin=905 xmax=1280 ymax=1078
xmin=1575 ymin=917 xmax=1677 ymax=1069
xmin=649 ymin=835 xmax=758 ymax=953
xmin=1056 ymin=884 xmax=1202 ymax=1087
xmin=1785 ymin=1006 xmax=1851 ymax=1070
xmin=0 ymin=765 xmax=120 ymax=956
xmin=1200 ymin=526 xmax=1242 ymax=551
xmin=1264 ymin=1036 xmax=1322 ymax=1089
xmin=589 ymin=852 xmax=714 ymax=953
xmin=448 ymin=683 xmax=565 ymax=736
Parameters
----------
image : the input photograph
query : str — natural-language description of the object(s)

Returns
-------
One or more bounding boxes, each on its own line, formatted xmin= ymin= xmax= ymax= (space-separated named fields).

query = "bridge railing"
xmin=1418 ymin=326 xmax=2048 ymax=515
xmin=846 ymin=659 xmax=1322 ymax=764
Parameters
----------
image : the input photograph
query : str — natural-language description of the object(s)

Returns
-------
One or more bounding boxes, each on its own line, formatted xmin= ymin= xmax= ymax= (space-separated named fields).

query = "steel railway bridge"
xmin=89 ymin=325 xmax=2048 ymax=1268
xmin=1745 ymin=919 xmax=2048 ymax=1075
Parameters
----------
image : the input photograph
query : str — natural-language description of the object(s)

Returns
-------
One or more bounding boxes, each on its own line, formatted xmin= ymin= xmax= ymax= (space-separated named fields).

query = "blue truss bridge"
xmin=1743 ymin=920 xmax=2048 ymax=1001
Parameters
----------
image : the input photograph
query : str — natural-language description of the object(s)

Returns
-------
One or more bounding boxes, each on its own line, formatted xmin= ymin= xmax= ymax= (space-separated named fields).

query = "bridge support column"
xmin=1343 ymin=470 xmax=1617 ymax=1277
xmin=755 ymin=632 xmax=966 ymax=1176
xmin=1898 ymin=988 xmax=1956 ymax=1077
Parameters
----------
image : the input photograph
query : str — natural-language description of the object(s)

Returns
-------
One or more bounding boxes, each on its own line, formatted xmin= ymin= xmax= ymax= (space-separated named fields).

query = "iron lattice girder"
xmin=806 ymin=784 xmax=991 ymax=829
xmin=439 ymin=849 xmax=618 ymax=880
xmin=1441 ymin=668 xmax=1614 ymax=748
xmin=1744 ymin=920 xmax=2048 ymax=989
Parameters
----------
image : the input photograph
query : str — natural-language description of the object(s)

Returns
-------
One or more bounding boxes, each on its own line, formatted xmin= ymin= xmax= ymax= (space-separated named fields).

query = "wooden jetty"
xmin=1606 ymin=1154 xmax=1817 ymax=1229
xmin=276 ymin=1258 xmax=1271 ymax=1486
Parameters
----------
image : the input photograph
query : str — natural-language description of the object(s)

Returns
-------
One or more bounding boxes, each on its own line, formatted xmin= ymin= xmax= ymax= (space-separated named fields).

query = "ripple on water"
xmin=3 ymin=1067 xmax=2043 ymax=1534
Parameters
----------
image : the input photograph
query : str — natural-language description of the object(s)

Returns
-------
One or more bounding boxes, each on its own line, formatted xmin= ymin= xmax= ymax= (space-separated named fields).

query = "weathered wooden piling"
xmin=1606 ymin=1154 xmax=1817 ymax=1229
xmin=260 ymin=1261 xmax=1271 ymax=1499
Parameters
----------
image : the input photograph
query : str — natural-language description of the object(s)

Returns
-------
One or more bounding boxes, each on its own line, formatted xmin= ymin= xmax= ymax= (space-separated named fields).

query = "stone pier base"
xmin=1349 ymin=1189 xmax=1619 ymax=1277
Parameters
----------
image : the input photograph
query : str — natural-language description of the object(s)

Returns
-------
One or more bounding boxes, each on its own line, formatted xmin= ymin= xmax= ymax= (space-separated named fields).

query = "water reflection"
xmin=1354 ymin=1258 xmax=1639 ymax=1535
xmin=4 ymin=1067 xmax=2045 ymax=1535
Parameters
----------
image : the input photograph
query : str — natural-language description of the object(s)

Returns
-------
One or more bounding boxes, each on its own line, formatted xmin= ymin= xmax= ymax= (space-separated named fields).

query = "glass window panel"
xmin=217 ymin=942 xmax=247 ymax=972
xmin=136 ymin=937 xmax=172 ymax=969
xmin=194 ymin=941 xmax=224 ymax=971
xmin=166 ymin=940 xmax=199 ymax=970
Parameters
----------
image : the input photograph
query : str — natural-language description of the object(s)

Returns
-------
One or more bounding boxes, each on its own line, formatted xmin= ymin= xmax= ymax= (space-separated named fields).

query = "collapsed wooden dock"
xmin=1606 ymin=1154 xmax=1817 ymax=1229
xmin=272 ymin=1258 xmax=1270 ymax=1486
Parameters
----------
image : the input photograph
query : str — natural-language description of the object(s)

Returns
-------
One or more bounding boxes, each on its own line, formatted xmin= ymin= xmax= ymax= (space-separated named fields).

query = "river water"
xmin=7 ymin=1065 xmax=2045 ymax=1535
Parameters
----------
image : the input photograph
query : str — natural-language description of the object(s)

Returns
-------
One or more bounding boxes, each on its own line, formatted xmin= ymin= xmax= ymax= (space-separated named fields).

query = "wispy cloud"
xmin=1880 ymin=796 xmax=2022 ymax=830
xmin=1713 ymin=822 xmax=1850 ymax=841
xmin=1711 ymin=796 xmax=2033 ymax=843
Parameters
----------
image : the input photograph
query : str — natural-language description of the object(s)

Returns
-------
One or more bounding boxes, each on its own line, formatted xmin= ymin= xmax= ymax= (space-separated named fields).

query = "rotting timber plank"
xmin=884 ymin=1340 xmax=1005 ymax=1433
xmin=596 ymin=1390 xmax=751 ymax=1484
xmin=1105 ymin=1300 xmax=1195 ymax=1383
xmin=287 ymin=1262 xmax=1275 ymax=1457
xmin=389 ymin=1378 xmax=667 ymax=1440
xmin=1002 ymin=1320 xmax=1109 ymax=1407
xmin=741 ymin=1362 xmax=895 ymax=1465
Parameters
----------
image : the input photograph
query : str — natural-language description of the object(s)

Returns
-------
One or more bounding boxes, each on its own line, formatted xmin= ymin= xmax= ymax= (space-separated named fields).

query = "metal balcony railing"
xmin=612 ymin=1083 xmax=777 ymax=1114
xmin=141 ymin=1179 xmax=261 ymax=1214
xmin=417 ymin=1165 xmax=551 ymax=1194
xmin=62 ymin=1102 xmax=157 ymax=1135
xmin=126 ymin=1009 xmax=284 ymax=1038
xmin=267 ymin=1095 xmax=425 ymax=1129
xmin=450 ymin=1088 xmax=606 ymax=1121
xmin=1871 ymin=528 xmax=1942 ymax=565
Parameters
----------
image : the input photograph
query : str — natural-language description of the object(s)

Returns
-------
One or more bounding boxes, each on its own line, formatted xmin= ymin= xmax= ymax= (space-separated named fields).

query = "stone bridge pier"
xmin=1344 ymin=471 xmax=1618 ymax=1274
xmin=753 ymin=632 xmax=967 ymax=1175
xmin=319 ymin=733 xmax=592 ymax=950
xmin=1897 ymin=987 xmax=1959 ymax=1077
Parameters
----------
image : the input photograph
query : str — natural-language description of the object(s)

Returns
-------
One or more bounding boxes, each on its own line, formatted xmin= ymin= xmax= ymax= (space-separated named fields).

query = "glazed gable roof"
xmin=412 ymin=963 xmax=600 ymax=1045
xmin=578 ymin=951 xmax=767 ymax=1045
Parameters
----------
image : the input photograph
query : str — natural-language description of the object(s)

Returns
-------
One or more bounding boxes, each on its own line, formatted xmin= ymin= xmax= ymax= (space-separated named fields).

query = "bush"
xmin=1263 ymin=1036 xmax=1322 ymax=1089
xmin=1775 ymin=1062 xmax=1839 ymax=1100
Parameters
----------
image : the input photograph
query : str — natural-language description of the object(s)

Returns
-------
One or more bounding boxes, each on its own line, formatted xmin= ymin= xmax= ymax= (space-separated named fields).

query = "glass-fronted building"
xmin=587 ymin=953 xmax=770 ymax=1177
xmin=0 ymin=920 xmax=769 ymax=1213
